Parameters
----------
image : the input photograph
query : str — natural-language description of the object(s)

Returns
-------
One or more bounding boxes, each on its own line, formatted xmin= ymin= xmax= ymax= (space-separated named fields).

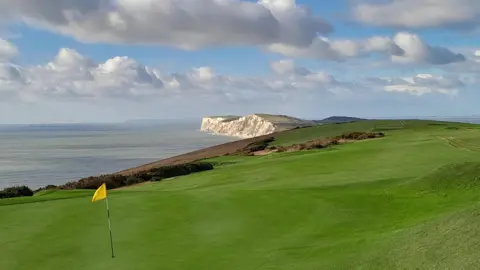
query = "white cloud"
xmin=352 ymin=0 xmax=480 ymax=29
xmin=373 ymin=74 xmax=464 ymax=96
xmin=0 ymin=0 xmax=332 ymax=49
xmin=0 ymin=63 xmax=21 ymax=81
xmin=1 ymin=48 xmax=166 ymax=102
xmin=269 ymin=59 xmax=341 ymax=92
xmin=0 ymin=48 xmax=340 ymax=102
xmin=392 ymin=32 xmax=465 ymax=64
xmin=269 ymin=59 xmax=310 ymax=76
xmin=0 ymin=52 xmax=475 ymax=123
xmin=0 ymin=39 xmax=17 ymax=60
xmin=0 ymin=1 xmax=467 ymax=67
xmin=267 ymin=32 xmax=465 ymax=65
xmin=473 ymin=50 xmax=480 ymax=63
xmin=0 ymin=42 xmax=470 ymax=112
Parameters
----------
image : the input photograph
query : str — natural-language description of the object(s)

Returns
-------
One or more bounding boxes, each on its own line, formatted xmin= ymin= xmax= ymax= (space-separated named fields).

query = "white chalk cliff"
xmin=200 ymin=114 xmax=313 ymax=138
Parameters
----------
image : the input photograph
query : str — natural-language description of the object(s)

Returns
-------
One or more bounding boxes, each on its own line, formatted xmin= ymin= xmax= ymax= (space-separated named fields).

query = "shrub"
xmin=268 ymin=131 xmax=384 ymax=155
xmin=232 ymin=137 xmax=275 ymax=155
xmin=140 ymin=162 xmax=214 ymax=181
xmin=0 ymin=186 xmax=34 ymax=199
xmin=61 ymin=174 xmax=129 ymax=190
xmin=34 ymin=184 xmax=58 ymax=193
xmin=330 ymin=139 xmax=340 ymax=145
xmin=55 ymin=162 xmax=215 ymax=191
xmin=245 ymin=137 xmax=275 ymax=151
xmin=334 ymin=132 xmax=385 ymax=141
xmin=126 ymin=176 xmax=142 ymax=186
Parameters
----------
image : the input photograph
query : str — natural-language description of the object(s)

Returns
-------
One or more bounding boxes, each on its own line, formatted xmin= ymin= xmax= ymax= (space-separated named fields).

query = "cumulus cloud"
xmin=0 ymin=47 xmax=166 ymax=102
xmin=0 ymin=39 xmax=17 ymax=60
xmin=267 ymin=32 xmax=465 ymax=65
xmin=370 ymin=74 xmax=464 ymax=96
xmin=0 ymin=0 xmax=332 ymax=49
xmin=0 ymin=47 xmax=343 ymax=102
xmin=392 ymin=32 xmax=465 ymax=64
xmin=267 ymin=35 xmax=401 ymax=61
xmin=0 ymin=41 xmax=468 ymax=106
xmin=270 ymin=59 xmax=311 ymax=76
xmin=351 ymin=0 xmax=480 ymax=29
xmin=269 ymin=59 xmax=339 ymax=88
xmin=473 ymin=50 xmax=480 ymax=63
xmin=0 ymin=0 xmax=466 ymax=68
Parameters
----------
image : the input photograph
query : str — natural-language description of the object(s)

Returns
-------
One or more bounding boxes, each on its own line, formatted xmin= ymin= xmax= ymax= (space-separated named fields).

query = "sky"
xmin=1 ymin=0 xmax=480 ymax=124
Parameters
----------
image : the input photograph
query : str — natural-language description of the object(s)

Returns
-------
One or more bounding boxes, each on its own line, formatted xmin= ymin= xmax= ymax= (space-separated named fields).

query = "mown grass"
xmin=2 ymin=120 xmax=480 ymax=269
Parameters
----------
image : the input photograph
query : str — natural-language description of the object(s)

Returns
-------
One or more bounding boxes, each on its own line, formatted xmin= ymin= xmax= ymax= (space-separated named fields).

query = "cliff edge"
xmin=200 ymin=114 xmax=314 ymax=138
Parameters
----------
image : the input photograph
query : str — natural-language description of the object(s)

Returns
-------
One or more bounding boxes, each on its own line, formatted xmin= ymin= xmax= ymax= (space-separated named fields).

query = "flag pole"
xmin=105 ymin=197 xmax=115 ymax=258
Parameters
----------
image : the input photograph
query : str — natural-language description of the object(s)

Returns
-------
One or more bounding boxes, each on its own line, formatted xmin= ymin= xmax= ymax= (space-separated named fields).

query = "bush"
xmin=245 ymin=137 xmax=275 ymax=152
xmin=0 ymin=186 xmax=34 ymax=199
xmin=55 ymin=162 xmax=215 ymax=191
xmin=266 ymin=131 xmax=385 ymax=155
xmin=139 ymin=162 xmax=214 ymax=182
xmin=330 ymin=139 xmax=340 ymax=145
xmin=34 ymin=184 xmax=58 ymax=193
xmin=126 ymin=176 xmax=142 ymax=186
xmin=334 ymin=132 xmax=385 ymax=141
xmin=231 ymin=137 xmax=276 ymax=156
xmin=61 ymin=174 xmax=129 ymax=190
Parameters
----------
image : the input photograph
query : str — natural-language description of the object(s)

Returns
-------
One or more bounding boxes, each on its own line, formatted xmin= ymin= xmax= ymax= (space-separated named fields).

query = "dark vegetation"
xmin=227 ymin=137 xmax=275 ymax=156
xmin=56 ymin=162 xmax=214 ymax=190
xmin=0 ymin=186 xmax=34 ymax=199
xmin=314 ymin=116 xmax=367 ymax=124
xmin=233 ymin=131 xmax=385 ymax=155
xmin=272 ymin=131 xmax=384 ymax=153
xmin=335 ymin=131 xmax=385 ymax=140
xmin=21 ymin=162 xmax=215 ymax=196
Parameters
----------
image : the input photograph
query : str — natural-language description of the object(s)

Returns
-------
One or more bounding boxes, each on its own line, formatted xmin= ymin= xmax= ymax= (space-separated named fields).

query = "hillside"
xmin=200 ymin=113 xmax=314 ymax=138
xmin=117 ymin=119 xmax=371 ymax=175
xmin=3 ymin=119 xmax=480 ymax=269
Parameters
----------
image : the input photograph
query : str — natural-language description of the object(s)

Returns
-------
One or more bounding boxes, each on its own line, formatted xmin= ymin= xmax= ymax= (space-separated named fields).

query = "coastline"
xmin=115 ymin=130 xmax=284 ymax=176
xmin=0 ymin=123 xmax=235 ymax=190
xmin=16 ymin=130 xmax=283 ymax=194
xmin=1 ymin=126 xmax=279 ymax=194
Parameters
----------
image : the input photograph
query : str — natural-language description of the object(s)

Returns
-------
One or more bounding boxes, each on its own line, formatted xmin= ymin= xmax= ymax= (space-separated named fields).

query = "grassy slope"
xmin=2 ymin=120 xmax=480 ymax=269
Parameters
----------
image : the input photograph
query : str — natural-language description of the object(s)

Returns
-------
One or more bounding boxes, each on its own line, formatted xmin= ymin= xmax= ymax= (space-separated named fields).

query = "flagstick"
xmin=105 ymin=197 xmax=115 ymax=258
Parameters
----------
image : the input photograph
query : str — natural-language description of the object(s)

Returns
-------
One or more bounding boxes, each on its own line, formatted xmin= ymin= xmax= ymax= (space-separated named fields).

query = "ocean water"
xmin=0 ymin=121 xmax=235 ymax=189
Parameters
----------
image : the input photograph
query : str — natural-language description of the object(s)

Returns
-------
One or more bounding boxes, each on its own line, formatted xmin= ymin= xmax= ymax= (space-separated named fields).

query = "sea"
xmin=0 ymin=121 xmax=236 ymax=189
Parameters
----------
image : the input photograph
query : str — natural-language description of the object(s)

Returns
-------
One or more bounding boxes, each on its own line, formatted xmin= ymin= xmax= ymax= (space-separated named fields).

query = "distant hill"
xmin=315 ymin=116 xmax=367 ymax=124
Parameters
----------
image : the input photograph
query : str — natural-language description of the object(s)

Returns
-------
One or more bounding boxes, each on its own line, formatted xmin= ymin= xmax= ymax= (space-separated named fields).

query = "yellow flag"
xmin=92 ymin=183 xmax=107 ymax=202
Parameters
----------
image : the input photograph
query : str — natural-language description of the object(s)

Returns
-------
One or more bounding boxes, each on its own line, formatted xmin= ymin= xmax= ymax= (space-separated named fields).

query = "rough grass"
xmin=3 ymin=120 xmax=480 ymax=269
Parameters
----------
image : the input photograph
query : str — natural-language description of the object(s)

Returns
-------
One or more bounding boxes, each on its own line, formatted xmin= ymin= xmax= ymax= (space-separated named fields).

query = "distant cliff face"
xmin=200 ymin=114 xmax=312 ymax=138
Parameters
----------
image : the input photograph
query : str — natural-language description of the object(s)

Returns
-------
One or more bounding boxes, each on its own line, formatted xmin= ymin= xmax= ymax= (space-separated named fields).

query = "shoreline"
xmin=0 ymin=125 xmax=236 ymax=190
xmin=0 ymin=128 xmax=284 ymax=193
xmin=115 ymin=130 xmax=290 ymax=176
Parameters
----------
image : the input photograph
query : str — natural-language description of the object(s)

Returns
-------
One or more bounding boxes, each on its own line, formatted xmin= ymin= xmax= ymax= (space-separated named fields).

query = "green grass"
xmin=3 ymin=120 xmax=480 ymax=269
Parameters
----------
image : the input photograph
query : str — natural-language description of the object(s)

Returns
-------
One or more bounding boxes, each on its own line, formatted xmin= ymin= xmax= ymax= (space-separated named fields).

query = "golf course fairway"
xmin=2 ymin=119 xmax=480 ymax=269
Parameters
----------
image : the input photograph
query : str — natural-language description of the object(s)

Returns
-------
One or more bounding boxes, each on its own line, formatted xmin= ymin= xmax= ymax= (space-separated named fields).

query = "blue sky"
xmin=0 ymin=0 xmax=479 ymax=124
